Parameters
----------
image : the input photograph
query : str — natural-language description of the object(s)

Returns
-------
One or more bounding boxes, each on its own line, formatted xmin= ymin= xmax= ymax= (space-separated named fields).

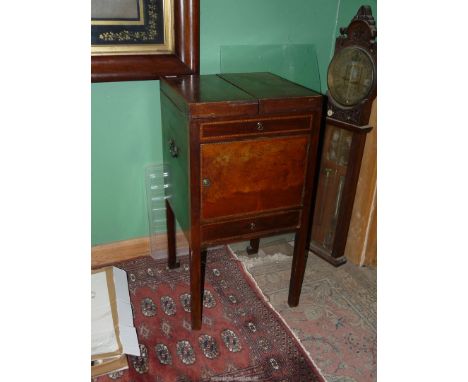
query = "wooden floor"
xmin=91 ymin=232 xmax=189 ymax=269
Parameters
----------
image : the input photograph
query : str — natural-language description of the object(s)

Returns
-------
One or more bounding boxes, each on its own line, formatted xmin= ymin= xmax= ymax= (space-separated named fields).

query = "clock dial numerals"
xmin=327 ymin=47 xmax=374 ymax=107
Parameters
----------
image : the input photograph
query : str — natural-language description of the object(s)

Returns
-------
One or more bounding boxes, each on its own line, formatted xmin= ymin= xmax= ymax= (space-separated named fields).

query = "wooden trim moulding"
xmin=91 ymin=0 xmax=200 ymax=82
xmin=91 ymin=232 xmax=189 ymax=269
xmin=344 ymin=100 xmax=377 ymax=267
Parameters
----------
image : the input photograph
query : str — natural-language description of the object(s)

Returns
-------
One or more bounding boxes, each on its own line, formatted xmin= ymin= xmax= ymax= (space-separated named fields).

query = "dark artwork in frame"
xmin=91 ymin=0 xmax=171 ymax=56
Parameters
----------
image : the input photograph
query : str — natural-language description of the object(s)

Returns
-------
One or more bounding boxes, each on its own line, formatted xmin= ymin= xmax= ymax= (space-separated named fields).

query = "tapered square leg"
xmin=246 ymin=238 xmax=260 ymax=255
xmin=190 ymin=246 xmax=204 ymax=330
xmin=288 ymin=230 xmax=309 ymax=306
xmin=165 ymin=199 xmax=179 ymax=269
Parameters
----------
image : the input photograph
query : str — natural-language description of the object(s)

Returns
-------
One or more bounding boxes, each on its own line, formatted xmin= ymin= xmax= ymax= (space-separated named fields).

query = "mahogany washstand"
xmin=160 ymin=72 xmax=323 ymax=329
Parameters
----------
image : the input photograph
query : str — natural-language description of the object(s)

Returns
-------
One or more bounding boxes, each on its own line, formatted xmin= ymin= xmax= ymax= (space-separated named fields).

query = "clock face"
xmin=327 ymin=46 xmax=374 ymax=107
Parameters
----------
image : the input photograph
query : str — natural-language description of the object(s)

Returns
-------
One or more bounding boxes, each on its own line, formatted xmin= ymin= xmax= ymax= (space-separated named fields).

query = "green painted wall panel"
xmin=91 ymin=81 xmax=162 ymax=244
xmin=91 ymin=0 xmax=377 ymax=245
xmin=220 ymin=44 xmax=321 ymax=92
xmin=201 ymin=0 xmax=338 ymax=92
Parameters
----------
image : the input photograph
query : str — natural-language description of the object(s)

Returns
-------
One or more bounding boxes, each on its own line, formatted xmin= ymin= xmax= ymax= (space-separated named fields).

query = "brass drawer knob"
xmin=256 ymin=122 xmax=264 ymax=131
xmin=250 ymin=222 xmax=256 ymax=230
xmin=202 ymin=178 xmax=211 ymax=187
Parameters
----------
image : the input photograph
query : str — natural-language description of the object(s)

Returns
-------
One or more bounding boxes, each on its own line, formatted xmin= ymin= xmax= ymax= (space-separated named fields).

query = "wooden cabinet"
xmin=160 ymin=73 xmax=322 ymax=329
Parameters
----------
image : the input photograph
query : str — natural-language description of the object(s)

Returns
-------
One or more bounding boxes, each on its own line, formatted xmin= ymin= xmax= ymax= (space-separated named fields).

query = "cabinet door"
xmin=200 ymin=135 xmax=309 ymax=220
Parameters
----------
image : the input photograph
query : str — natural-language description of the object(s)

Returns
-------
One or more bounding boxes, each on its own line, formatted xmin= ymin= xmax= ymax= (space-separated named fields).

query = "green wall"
xmin=91 ymin=0 xmax=376 ymax=245
xmin=91 ymin=81 xmax=163 ymax=244
xmin=200 ymin=0 xmax=338 ymax=89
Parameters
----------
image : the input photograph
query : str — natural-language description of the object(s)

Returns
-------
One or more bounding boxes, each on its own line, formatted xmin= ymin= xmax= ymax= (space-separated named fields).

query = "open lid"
xmin=219 ymin=72 xmax=322 ymax=115
xmin=160 ymin=74 xmax=258 ymax=119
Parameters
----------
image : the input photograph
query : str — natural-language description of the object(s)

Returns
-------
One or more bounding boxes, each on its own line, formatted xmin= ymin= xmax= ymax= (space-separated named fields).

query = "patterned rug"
xmin=94 ymin=246 xmax=325 ymax=382
xmin=232 ymin=240 xmax=377 ymax=382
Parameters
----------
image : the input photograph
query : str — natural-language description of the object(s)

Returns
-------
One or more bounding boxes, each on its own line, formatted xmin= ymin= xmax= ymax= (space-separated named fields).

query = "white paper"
xmin=92 ymin=271 xmax=119 ymax=355
xmin=92 ymin=267 xmax=140 ymax=357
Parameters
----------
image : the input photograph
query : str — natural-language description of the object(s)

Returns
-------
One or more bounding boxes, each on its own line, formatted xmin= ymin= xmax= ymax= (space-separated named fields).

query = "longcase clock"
xmin=309 ymin=5 xmax=377 ymax=266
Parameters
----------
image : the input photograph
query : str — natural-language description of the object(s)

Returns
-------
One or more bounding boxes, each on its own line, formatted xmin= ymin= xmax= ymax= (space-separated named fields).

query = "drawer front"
xmin=201 ymin=210 xmax=301 ymax=244
xmin=200 ymin=115 xmax=312 ymax=141
xmin=201 ymin=135 xmax=309 ymax=220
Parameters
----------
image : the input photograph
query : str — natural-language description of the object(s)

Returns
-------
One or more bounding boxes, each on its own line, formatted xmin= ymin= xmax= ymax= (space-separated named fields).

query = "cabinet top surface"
xmin=161 ymin=72 xmax=322 ymax=118
xmin=161 ymin=74 xmax=257 ymax=104
xmin=219 ymin=72 xmax=321 ymax=99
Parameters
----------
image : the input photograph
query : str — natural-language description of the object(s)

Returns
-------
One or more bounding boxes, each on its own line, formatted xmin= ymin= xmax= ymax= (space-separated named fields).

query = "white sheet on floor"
xmin=91 ymin=267 xmax=140 ymax=357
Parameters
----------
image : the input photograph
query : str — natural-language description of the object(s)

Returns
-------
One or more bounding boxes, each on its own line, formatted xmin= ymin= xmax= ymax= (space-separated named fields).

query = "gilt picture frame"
xmin=91 ymin=0 xmax=199 ymax=82
xmin=92 ymin=0 xmax=174 ymax=56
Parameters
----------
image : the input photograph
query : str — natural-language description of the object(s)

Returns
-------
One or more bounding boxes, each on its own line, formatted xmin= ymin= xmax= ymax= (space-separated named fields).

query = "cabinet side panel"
xmin=161 ymin=94 xmax=190 ymax=235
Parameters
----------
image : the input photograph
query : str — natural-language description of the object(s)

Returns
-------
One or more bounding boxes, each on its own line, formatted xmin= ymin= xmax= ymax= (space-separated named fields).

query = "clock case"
xmin=308 ymin=6 xmax=377 ymax=266
xmin=327 ymin=6 xmax=377 ymax=125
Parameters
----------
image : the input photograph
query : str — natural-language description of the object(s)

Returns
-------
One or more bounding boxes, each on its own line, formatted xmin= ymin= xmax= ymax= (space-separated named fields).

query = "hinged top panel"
xmin=161 ymin=72 xmax=322 ymax=119
xmin=160 ymin=74 xmax=258 ymax=119
xmin=219 ymin=72 xmax=322 ymax=114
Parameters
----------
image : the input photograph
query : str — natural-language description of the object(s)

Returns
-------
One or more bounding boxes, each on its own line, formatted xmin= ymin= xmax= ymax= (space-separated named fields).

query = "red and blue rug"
xmin=94 ymin=246 xmax=325 ymax=381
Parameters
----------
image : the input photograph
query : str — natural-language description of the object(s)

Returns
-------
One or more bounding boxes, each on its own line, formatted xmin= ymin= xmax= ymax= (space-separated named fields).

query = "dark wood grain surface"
xmin=201 ymin=210 xmax=301 ymax=244
xmin=219 ymin=72 xmax=322 ymax=115
xmin=219 ymin=72 xmax=321 ymax=98
xmin=161 ymin=75 xmax=258 ymax=118
xmin=200 ymin=115 xmax=312 ymax=141
xmin=200 ymin=135 xmax=309 ymax=220
xmin=160 ymin=72 xmax=323 ymax=329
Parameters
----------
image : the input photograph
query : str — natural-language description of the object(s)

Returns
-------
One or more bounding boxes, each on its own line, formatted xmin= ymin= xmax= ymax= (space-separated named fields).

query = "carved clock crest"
xmin=326 ymin=5 xmax=377 ymax=126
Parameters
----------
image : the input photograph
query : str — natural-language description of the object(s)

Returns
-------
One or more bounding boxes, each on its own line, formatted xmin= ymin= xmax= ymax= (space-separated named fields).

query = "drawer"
xmin=200 ymin=115 xmax=312 ymax=141
xmin=201 ymin=210 xmax=301 ymax=244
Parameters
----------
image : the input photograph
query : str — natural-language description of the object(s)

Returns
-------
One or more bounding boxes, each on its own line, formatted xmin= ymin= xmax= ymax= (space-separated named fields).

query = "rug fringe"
xmin=226 ymin=245 xmax=326 ymax=382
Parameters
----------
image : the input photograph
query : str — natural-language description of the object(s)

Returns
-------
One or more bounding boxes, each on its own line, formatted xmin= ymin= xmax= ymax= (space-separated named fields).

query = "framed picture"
xmin=91 ymin=0 xmax=174 ymax=56
xmin=91 ymin=0 xmax=199 ymax=82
